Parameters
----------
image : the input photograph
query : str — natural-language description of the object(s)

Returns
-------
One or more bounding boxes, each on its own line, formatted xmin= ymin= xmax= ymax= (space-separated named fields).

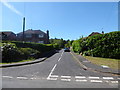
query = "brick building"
xmin=17 ymin=29 xmax=49 ymax=44
xmin=0 ymin=31 xmax=16 ymax=41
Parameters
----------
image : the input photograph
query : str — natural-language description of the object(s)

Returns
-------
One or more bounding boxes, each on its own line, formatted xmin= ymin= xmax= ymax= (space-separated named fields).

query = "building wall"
xmin=17 ymin=33 xmax=49 ymax=44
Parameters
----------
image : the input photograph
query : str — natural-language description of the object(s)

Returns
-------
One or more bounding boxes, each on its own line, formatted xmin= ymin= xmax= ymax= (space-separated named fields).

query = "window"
xmin=38 ymin=34 xmax=44 ymax=38
xmin=26 ymin=34 xmax=32 ymax=38
xmin=38 ymin=41 xmax=44 ymax=44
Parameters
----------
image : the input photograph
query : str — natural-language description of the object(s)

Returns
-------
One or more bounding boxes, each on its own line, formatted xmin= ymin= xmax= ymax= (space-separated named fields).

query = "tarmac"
xmin=0 ymin=50 xmax=120 ymax=76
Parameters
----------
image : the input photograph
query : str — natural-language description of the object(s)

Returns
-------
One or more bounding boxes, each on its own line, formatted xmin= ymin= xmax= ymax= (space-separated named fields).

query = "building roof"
xmin=17 ymin=29 xmax=46 ymax=35
xmin=1 ymin=31 xmax=15 ymax=36
xmin=88 ymin=32 xmax=101 ymax=37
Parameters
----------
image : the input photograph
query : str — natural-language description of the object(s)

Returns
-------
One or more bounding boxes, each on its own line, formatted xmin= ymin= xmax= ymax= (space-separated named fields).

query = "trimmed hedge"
xmin=72 ymin=31 xmax=120 ymax=59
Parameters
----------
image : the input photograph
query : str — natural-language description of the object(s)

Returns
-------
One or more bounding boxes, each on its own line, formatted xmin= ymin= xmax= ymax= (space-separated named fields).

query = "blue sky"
xmin=1 ymin=2 xmax=118 ymax=40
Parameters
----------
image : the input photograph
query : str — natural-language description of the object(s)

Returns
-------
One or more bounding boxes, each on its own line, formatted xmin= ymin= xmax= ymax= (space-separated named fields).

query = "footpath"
xmin=71 ymin=51 xmax=120 ymax=76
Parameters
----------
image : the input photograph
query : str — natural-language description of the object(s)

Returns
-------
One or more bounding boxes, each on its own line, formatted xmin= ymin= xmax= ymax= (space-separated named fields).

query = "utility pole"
xmin=23 ymin=17 xmax=25 ymax=42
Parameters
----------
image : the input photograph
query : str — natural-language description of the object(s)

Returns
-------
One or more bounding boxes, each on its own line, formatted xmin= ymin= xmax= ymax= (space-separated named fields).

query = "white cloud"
xmin=1 ymin=0 xmax=23 ymax=16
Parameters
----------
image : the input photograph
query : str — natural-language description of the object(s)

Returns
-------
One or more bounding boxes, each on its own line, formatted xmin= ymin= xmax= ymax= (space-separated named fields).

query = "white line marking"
xmin=111 ymin=81 xmax=118 ymax=84
xmin=90 ymin=80 xmax=102 ymax=83
xmin=58 ymin=51 xmax=64 ymax=62
xmin=61 ymin=79 xmax=71 ymax=81
xmin=47 ymin=78 xmax=57 ymax=80
xmin=50 ymin=75 xmax=59 ymax=78
xmin=2 ymin=76 xmax=13 ymax=79
xmin=47 ymin=64 xmax=57 ymax=79
xmin=76 ymin=79 xmax=87 ymax=82
xmin=58 ymin=57 xmax=61 ymax=61
xmin=89 ymin=77 xmax=100 ymax=79
xmin=75 ymin=76 xmax=86 ymax=79
xmin=61 ymin=76 xmax=71 ymax=78
xmin=103 ymin=77 xmax=114 ymax=80
xmin=17 ymin=77 xmax=28 ymax=79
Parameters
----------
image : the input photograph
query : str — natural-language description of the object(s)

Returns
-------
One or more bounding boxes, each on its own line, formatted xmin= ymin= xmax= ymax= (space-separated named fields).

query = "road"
xmin=2 ymin=49 xmax=119 ymax=88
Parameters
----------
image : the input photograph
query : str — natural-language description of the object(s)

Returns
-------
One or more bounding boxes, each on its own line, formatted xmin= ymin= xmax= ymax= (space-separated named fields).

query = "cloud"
xmin=1 ymin=0 xmax=23 ymax=16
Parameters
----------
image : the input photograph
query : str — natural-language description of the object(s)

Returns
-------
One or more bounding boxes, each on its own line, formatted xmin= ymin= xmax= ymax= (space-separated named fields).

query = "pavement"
xmin=71 ymin=51 xmax=120 ymax=76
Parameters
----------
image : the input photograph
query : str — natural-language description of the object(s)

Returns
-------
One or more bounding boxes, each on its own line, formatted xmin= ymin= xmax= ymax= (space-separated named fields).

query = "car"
xmin=64 ymin=48 xmax=70 ymax=52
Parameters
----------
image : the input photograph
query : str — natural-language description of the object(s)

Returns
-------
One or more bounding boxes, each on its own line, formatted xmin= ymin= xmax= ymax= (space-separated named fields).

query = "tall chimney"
xmin=47 ymin=30 xmax=49 ymax=43
xmin=23 ymin=17 xmax=25 ymax=42
xmin=102 ymin=31 xmax=104 ymax=34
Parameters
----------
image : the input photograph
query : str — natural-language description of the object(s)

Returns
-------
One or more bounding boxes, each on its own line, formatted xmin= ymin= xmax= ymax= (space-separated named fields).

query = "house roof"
xmin=0 ymin=31 xmax=15 ymax=36
xmin=88 ymin=32 xmax=101 ymax=37
xmin=17 ymin=29 xmax=46 ymax=35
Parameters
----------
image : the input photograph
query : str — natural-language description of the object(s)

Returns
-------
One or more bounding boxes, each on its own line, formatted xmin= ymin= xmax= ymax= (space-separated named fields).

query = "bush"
xmin=2 ymin=43 xmax=21 ymax=63
xmin=72 ymin=31 xmax=120 ymax=59
xmin=1 ymin=43 xmax=40 ymax=63
xmin=72 ymin=40 xmax=81 ymax=53
xmin=10 ymin=41 xmax=58 ymax=52
xmin=18 ymin=48 xmax=40 ymax=59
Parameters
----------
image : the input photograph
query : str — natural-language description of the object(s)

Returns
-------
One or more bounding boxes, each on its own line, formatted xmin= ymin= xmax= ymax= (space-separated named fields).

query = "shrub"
xmin=72 ymin=31 xmax=120 ymax=59
xmin=1 ymin=42 xmax=40 ymax=63
xmin=72 ymin=40 xmax=81 ymax=53
xmin=2 ymin=43 xmax=21 ymax=63
xmin=18 ymin=48 xmax=40 ymax=59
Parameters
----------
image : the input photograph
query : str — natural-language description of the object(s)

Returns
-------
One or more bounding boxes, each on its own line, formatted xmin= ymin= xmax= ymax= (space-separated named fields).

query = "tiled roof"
xmin=1 ymin=31 xmax=15 ymax=36
xmin=89 ymin=32 xmax=101 ymax=36
xmin=17 ymin=29 xmax=46 ymax=35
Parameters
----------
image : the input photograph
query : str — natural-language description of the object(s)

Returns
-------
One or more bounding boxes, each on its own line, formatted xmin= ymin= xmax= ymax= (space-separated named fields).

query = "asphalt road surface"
xmin=2 ymin=49 xmax=119 ymax=88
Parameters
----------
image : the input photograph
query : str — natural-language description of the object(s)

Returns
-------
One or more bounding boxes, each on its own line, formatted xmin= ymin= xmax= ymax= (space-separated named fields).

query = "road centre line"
xmin=47 ymin=64 xmax=57 ymax=79
xmin=58 ymin=51 xmax=64 ymax=62
xmin=58 ymin=57 xmax=61 ymax=62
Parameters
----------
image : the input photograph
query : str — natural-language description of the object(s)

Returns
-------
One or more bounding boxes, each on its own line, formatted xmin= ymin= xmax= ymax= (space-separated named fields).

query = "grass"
xmin=83 ymin=56 xmax=120 ymax=70
xmin=0 ymin=58 xmax=35 ymax=64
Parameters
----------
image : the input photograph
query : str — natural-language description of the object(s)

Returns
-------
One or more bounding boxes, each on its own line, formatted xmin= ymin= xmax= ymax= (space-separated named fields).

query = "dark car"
xmin=64 ymin=48 xmax=70 ymax=52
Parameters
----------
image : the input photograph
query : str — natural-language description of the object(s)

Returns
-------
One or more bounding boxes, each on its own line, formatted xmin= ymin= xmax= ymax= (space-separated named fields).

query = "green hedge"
xmin=10 ymin=41 xmax=59 ymax=52
xmin=1 ymin=43 xmax=40 ymax=63
xmin=72 ymin=31 xmax=120 ymax=59
xmin=1 ymin=41 xmax=59 ymax=63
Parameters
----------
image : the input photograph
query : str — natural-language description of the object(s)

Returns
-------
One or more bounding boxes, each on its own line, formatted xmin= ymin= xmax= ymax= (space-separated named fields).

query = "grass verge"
xmin=83 ymin=56 xmax=120 ymax=70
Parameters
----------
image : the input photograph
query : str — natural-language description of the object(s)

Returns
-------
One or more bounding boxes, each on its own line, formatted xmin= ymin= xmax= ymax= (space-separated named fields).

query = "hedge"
xmin=1 ymin=41 xmax=60 ymax=63
xmin=1 ymin=43 xmax=40 ymax=63
xmin=72 ymin=31 xmax=120 ymax=59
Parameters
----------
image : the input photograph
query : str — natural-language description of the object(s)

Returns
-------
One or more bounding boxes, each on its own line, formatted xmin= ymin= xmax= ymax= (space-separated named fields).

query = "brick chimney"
xmin=47 ymin=30 xmax=49 ymax=43
xmin=102 ymin=31 xmax=104 ymax=34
